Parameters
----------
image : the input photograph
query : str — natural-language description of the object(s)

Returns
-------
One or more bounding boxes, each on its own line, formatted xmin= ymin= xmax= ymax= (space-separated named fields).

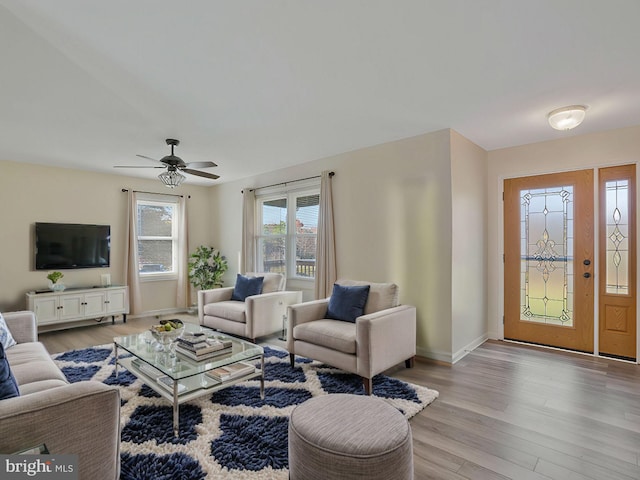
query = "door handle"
xmin=583 ymin=272 xmax=591 ymax=278
xmin=583 ymin=259 xmax=591 ymax=266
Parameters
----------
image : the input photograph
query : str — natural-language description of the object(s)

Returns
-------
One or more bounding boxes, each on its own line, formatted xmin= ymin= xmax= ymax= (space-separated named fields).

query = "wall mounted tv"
xmin=35 ymin=222 xmax=110 ymax=270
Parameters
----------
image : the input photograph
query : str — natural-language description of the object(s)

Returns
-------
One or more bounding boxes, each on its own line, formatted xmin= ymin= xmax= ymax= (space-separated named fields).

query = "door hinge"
xmin=502 ymin=191 xmax=504 ymax=201
xmin=503 ymin=315 xmax=505 ymax=325
xmin=503 ymin=254 xmax=505 ymax=263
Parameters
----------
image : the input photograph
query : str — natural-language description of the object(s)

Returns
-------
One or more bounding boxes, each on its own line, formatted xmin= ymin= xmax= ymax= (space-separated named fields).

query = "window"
xmin=136 ymin=197 xmax=179 ymax=278
xmin=256 ymin=188 xmax=319 ymax=279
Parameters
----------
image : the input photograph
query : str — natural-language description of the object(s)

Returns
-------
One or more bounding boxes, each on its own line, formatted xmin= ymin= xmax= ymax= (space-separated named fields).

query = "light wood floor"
xmin=40 ymin=317 xmax=640 ymax=480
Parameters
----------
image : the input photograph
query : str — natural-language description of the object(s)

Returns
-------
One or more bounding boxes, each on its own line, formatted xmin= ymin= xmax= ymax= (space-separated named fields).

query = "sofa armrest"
xmin=245 ymin=291 xmax=303 ymax=339
xmin=0 ymin=381 xmax=120 ymax=480
xmin=198 ymin=287 xmax=234 ymax=324
xmin=287 ymin=298 xmax=329 ymax=352
xmin=355 ymin=305 xmax=416 ymax=378
xmin=3 ymin=311 xmax=37 ymax=344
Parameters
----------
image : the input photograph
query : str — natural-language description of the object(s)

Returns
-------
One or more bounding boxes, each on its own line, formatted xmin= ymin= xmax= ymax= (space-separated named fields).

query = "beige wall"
xmin=450 ymin=130 xmax=488 ymax=361
xmin=0 ymin=160 xmax=213 ymax=313
xmin=1 ymin=126 xmax=495 ymax=361
xmin=209 ymin=130 xmax=456 ymax=358
xmin=486 ymin=125 xmax=640 ymax=342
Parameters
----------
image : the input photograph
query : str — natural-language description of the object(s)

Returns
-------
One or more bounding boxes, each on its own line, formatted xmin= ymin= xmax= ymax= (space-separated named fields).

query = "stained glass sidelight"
xmin=520 ymin=186 xmax=574 ymax=326
xmin=605 ymin=180 xmax=629 ymax=294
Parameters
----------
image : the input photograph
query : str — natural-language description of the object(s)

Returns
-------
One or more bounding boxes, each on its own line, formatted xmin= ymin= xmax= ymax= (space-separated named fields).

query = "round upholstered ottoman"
xmin=288 ymin=393 xmax=413 ymax=479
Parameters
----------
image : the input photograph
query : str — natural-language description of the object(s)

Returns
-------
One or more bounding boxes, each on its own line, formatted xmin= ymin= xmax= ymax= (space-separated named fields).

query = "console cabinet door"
xmin=32 ymin=296 xmax=59 ymax=325
xmin=84 ymin=291 xmax=107 ymax=317
xmin=59 ymin=294 xmax=84 ymax=321
xmin=106 ymin=288 xmax=128 ymax=314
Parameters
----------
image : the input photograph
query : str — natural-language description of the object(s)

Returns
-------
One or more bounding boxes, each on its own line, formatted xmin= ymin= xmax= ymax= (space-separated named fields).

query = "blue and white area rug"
xmin=52 ymin=345 xmax=438 ymax=480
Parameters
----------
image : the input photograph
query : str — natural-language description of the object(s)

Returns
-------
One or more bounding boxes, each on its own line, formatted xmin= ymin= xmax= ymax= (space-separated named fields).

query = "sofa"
xmin=0 ymin=311 xmax=120 ymax=480
xmin=199 ymin=272 xmax=302 ymax=342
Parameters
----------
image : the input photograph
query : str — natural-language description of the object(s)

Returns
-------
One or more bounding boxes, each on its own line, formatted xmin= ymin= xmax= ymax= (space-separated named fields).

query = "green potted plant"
xmin=188 ymin=246 xmax=228 ymax=291
xmin=47 ymin=271 xmax=65 ymax=291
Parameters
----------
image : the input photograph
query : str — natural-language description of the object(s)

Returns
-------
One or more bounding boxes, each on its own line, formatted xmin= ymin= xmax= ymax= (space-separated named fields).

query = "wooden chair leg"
xmin=405 ymin=356 xmax=415 ymax=368
xmin=290 ymin=353 xmax=295 ymax=368
xmin=362 ymin=377 xmax=373 ymax=395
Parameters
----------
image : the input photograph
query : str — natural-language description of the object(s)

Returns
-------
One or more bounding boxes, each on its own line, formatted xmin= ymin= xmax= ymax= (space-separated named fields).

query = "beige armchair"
xmin=198 ymin=272 xmax=302 ymax=342
xmin=287 ymin=280 xmax=416 ymax=395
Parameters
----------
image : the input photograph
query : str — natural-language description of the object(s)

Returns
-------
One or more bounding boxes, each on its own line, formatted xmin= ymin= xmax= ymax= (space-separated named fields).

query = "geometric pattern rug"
xmin=52 ymin=345 xmax=438 ymax=480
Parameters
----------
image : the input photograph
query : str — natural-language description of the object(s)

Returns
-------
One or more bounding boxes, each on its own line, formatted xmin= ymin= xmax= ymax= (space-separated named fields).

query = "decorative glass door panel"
xmin=504 ymin=170 xmax=594 ymax=353
xmin=520 ymin=186 xmax=574 ymax=327
xmin=605 ymin=180 xmax=629 ymax=295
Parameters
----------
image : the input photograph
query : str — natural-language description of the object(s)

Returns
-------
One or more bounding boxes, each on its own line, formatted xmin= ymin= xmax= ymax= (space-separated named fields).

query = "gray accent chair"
xmin=0 ymin=311 xmax=120 ymax=480
xmin=287 ymin=280 xmax=416 ymax=394
xmin=198 ymin=272 xmax=302 ymax=342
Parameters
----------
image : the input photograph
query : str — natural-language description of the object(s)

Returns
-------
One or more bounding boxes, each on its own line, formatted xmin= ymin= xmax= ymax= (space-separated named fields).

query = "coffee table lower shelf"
xmin=118 ymin=356 xmax=264 ymax=435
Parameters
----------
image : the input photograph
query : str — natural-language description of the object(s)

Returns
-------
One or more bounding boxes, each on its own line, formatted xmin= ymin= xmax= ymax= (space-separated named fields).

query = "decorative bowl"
xmin=150 ymin=319 xmax=185 ymax=346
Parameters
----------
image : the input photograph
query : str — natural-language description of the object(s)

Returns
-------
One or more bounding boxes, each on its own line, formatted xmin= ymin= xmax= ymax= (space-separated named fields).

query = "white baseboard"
xmin=452 ymin=333 xmax=489 ymax=364
xmin=416 ymin=346 xmax=452 ymax=364
xmin=417 ymin=333 xmax=489 ymax=365
xmin=129 ymin=308 xmax=191 ymax=320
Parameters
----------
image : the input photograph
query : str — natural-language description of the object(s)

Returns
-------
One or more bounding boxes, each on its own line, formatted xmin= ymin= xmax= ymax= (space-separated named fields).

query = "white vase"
xmin=50 ymin=282 xmax=66 ymax=292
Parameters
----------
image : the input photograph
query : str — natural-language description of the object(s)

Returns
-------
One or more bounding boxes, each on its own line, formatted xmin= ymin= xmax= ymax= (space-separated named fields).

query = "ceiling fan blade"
xmin=181 ymin=168 xmax=220 ymax=180
xmin=136 ymin=154 xmax=162 ymax=163
xmin=185 ymin=161 xmax=218 ymax=168
xmin=114 ymin=165 xmax=165 ymax=169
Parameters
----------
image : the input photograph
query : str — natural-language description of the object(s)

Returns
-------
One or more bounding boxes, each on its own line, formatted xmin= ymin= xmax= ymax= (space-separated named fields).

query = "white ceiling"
xmin=2 ymin=0 xmax=640 ymax=186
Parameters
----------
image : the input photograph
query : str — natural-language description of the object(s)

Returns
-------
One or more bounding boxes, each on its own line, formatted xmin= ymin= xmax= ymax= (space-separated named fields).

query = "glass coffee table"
xmin=114 ymin=323 xmax=264 ymax=436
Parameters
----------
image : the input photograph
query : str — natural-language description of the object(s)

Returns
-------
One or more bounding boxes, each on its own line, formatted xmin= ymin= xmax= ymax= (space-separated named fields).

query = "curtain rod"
xmin=242 ymin=171 xmax=334 ymax=193
xmin=121 ymin=188 xmax=190 ymax=198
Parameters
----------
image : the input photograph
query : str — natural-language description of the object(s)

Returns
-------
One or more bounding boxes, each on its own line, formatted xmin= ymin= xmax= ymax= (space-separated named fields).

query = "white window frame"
xmin=136 ymin=195 xmax=180 ymax=282
xmin=255 ymin=181 xmax=320 ymax=281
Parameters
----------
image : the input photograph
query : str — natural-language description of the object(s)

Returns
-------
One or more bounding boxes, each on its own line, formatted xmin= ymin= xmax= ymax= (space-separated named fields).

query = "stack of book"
xmin=175 ymin=333 xmax=232 ymax=361
xmin=132 ymin=358 xmax=163 ymax=380
xmin=205 ymin=362 xmax=256 ymax=382
xmin=157 ymin=375 xmax=188 ymax=394
xmin=131 ymin=359 xmax=188 ymax=395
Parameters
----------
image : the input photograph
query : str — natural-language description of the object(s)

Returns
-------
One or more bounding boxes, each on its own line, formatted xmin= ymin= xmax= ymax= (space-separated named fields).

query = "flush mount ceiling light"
xmin=547 ymin=105 xmax=587 ymax=131
xmin=158 ymin=167 xmax=186 ymax=188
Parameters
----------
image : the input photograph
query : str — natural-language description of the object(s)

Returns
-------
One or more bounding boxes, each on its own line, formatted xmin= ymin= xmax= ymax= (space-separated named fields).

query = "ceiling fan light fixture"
xmin=547 ymin=105 xmax=587 ymax=131
xmin=158 ymin=169 xmax=186 ymax=188
xmin=117 ymin=138 xmax=219 ymax=185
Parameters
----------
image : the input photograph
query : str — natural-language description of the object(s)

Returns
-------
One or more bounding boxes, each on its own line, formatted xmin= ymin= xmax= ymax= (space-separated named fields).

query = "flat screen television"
xmin=35 ymin=222 xmax=111 ymax=270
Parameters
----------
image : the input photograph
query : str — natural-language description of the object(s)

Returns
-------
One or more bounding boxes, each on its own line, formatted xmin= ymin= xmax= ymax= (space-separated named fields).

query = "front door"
xmin=504 ymin=169 xmax=594 ymax=353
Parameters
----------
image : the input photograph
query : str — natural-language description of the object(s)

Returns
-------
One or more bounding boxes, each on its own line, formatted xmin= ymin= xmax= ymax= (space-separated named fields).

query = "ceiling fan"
xmin=115 ymin=138 xmax=219 ymax=187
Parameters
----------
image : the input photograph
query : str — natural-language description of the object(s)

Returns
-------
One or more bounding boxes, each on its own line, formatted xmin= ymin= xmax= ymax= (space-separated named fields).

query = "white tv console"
xmin=26 ymin=285 xmax=129 ymax=328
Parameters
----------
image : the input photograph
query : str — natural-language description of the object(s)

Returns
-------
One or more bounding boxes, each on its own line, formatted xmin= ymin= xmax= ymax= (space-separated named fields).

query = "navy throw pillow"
xmin=231 ymin=274 xmax=265 ymax=301
xmin=0 ymin=343 xmax=19 ymax=400
xmin=326 ymin=284 xmax=371 ymax=323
